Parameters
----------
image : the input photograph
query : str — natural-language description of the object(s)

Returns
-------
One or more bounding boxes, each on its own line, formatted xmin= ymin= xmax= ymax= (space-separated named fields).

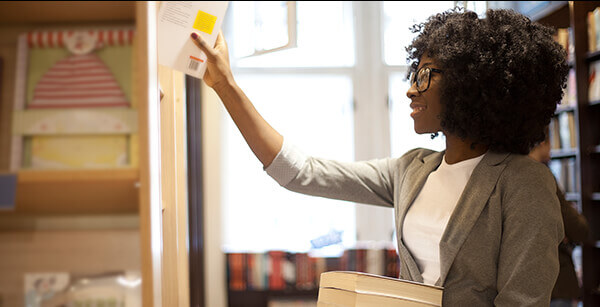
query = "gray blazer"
xmin=267 ymin=145 xmax=564 ymax=306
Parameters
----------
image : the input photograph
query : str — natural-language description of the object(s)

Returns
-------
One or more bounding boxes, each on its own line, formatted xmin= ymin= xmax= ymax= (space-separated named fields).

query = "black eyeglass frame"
xmin=411 ymin=67 xmax=443 ymax=93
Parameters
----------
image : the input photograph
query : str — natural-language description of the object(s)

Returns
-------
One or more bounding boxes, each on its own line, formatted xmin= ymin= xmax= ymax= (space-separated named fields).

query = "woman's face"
xmin=406 ymin=55 xmax=444 ymax=134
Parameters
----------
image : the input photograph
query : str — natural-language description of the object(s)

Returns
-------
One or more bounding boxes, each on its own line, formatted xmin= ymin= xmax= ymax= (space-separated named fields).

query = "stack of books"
xmin=317 ymin=271 xmax=443 ymax=307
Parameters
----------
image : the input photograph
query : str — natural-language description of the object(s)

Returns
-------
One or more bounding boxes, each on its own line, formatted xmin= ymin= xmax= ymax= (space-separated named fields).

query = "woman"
xmin=191 ymin=8 xmax=568 ymax=306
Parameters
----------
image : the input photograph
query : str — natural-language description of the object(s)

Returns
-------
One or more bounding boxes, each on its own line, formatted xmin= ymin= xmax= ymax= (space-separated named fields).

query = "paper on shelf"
xmin=158 ymin=1 xmax=229 ymax=79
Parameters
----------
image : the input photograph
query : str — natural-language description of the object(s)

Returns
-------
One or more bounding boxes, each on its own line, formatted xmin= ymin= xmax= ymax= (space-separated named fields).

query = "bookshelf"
xmin=224 ymin=248 xmax=401 ymax=307
xmin=0 ymin=168 xmax=139 ymax=215
xmin=534 ymin=2 xmax=600 ymax=306
xmin=228 ymin=289 xmax=319 ymax=307
xmin=0 ymin=1 xmax=157 ymax=306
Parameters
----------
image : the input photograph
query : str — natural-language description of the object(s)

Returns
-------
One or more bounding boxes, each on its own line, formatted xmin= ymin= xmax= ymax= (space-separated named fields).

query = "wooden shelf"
xmin=586 ymin=50 xmax=600 ymax=63
xmin=550 ymin=148 xmax=578 ymax=158
xmin=228 ymin=289 xmax=318 ymax=307
xmin=555 ymin=105 xmax=576 ymax=114
xmin=0 ymin=168 xmax=139 ymax=215
xmin=531 ymin=1 xmax=569 ymax=23
xmin=565 ymin=192 xmax=581 ymax=202
xmin=0 ymin=1 xmax=135 ymax=25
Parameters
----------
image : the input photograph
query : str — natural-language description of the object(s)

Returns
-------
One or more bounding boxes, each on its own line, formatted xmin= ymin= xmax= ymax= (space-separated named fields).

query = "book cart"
xmin=534 ymin=2 xmax=600 ymax=306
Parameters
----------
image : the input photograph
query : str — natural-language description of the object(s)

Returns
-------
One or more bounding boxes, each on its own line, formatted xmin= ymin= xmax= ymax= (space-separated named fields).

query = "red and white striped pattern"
xmin=27 ymin=29 xmax=135 ymax=48
xmin=30 ymin=54 xmax=129 ymax=108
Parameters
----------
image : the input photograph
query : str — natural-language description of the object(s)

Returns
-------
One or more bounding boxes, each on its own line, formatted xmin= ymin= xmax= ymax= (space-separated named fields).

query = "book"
xmin=385 ymin=248 xmax=400 ymax=278
xmin=365 ymin=248 xmax=385 ymax=276
xmin=557 ymin=112 xmax=571 ymax=149
xmin=157 ymin=1 xmax=229 ymax=79
xmin=594 ymin=7 xmax=600 ymax=52
xmin=318 ymin=287 xmax=437 ymax=307
xmin=269 ymin=250 xmax=286 ymax=290
xmin=588 ymin=60 xmax=600 ymax=102
xmin=227 ymin=253 xmax=247 ymax=290
xmin=589 ymin=11 xmax=596 ymax=52
xmin=318 ymin=271 xmax=443 ymax=307
xmin=248 ymin=253 xmax=268 ymax=290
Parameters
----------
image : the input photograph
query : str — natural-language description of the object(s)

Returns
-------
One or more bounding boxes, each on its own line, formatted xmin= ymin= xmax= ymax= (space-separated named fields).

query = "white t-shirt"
xmin=402 ymin=153 xmax=485 ymax=285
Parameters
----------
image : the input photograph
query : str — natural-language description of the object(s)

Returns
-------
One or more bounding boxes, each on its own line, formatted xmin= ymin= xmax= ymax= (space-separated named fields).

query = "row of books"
xmin=548 ymin=157 xmax=578 ymax=194
xmin=550 ymin=112 xmax=577 ymax=151
xmin=226 ymin=248 xmax=400 ymax=292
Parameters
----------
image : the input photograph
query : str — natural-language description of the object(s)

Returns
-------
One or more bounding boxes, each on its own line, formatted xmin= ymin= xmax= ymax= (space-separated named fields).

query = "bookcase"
xmin=225 ymin=248 xmax=400 ymax=307
xmin=0 ymin=2 xmax=159 ymax=306
xmin=533 ymin=2 xmax=600 ymax=306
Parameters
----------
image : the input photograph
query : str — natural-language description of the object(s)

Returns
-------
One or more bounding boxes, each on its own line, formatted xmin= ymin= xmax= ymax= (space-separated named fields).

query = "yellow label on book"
xmin=193 ymin=10 xmax=217 ymax=34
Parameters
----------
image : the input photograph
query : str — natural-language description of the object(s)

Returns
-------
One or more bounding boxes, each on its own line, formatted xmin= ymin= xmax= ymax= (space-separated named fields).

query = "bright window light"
xmin=222 ymin=74 xmax=356 ymax=255
xmin=230 ymin=1 xmax=355 ymax=68
xmin=383 ymin=1 xmax=455 ymax=66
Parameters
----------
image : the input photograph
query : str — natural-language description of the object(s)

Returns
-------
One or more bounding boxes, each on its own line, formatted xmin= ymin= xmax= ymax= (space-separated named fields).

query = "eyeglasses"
xmin=411 ymin=66 xmax=443 ymax=93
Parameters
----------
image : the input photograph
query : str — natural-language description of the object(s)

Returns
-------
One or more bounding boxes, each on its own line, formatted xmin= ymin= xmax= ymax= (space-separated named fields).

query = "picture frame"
xmin=10 ymin=28 xmax=138 ymax=171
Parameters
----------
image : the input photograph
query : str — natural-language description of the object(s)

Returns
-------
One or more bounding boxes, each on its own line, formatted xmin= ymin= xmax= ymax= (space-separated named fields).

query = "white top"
xmin=402 ymin=153 xmax=485 ymax=285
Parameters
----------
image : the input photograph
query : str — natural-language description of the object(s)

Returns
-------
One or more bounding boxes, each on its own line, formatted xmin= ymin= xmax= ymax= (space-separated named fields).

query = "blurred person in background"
xmin=528 ymin=126 xmax=590 ymax=307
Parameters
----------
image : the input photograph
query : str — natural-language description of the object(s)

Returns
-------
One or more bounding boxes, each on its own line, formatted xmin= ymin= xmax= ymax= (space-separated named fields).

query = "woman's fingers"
xmin=190 ymin=32 xmax=217 ymax=60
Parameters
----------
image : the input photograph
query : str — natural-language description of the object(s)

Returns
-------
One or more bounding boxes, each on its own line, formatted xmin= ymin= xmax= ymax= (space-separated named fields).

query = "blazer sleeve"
xmin=265 ymin=138 xmax=419 ymax=207
xmin=494 ymin=162 xmax=565 ymax=306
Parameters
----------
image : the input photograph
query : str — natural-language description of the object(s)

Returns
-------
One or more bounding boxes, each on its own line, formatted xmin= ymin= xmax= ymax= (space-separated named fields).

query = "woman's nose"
xmin=406 ymin=82 xmax=419 ymax=99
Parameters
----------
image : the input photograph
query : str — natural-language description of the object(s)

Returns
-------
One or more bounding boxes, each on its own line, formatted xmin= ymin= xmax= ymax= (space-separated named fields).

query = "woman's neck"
xmin=444 ymin=134 xmax=488 ymax=164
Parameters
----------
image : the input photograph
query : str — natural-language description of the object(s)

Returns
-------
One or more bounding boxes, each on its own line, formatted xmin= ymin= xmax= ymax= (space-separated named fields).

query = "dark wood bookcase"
xmin=536 ymin=2 xmax=600 ymax=306
xmin=228 ymin=289 xmax=318 ymax=307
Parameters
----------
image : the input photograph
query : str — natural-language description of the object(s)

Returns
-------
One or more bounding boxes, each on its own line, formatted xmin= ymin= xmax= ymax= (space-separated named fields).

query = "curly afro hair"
xmin=406 ymin=8 xmax=569 ymax=154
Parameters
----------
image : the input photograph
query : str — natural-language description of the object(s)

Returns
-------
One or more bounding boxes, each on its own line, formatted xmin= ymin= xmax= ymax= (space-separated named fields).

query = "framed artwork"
xmin=24 ymin=272 xmax=69 ymax=307
xmin=11 ymin=28 xmax=138 ymax=170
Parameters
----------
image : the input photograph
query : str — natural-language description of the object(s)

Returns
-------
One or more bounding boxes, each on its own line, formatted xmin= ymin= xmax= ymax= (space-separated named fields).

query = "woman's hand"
xmin=190 ymin=31 xmax=233 ymax=89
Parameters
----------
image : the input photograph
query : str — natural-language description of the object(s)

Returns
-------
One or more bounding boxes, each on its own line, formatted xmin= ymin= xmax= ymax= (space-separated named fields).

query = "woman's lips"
xmin=410 ymin=102 xmax=426 ymax=118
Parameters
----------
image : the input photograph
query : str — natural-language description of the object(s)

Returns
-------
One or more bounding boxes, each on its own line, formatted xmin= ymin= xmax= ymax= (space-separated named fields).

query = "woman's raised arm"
xmin=190 ymin=32 xmax=283 ymax=167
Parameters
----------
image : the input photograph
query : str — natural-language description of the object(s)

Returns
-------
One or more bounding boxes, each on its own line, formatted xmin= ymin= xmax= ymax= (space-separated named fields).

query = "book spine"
xmin=228 ymin=253 xmax=246 ymax=290
xmin=269 ymin=250 xmax=285 ymax=290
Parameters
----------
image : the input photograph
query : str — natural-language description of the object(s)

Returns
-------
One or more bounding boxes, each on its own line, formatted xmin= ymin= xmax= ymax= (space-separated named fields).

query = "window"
xmin=221 ymin=1 xmax=486 ymax=256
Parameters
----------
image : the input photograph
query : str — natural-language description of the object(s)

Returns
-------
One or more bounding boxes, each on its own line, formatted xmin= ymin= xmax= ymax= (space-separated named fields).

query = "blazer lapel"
xmin=395 ymin=151 xmax=444 ymax=281
xmin=437 ymin=151 xmax=510 ymax=285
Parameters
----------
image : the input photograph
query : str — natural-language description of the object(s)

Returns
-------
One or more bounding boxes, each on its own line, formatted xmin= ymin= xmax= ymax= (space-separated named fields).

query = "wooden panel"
xmin=0 ymin=229 xmax=140 ymax=307
xmin=0 ymin=28 xmax=18 ymax=170
xmin=535 ymin=2 xmax=570 ymax=28
xmin=135 ymin=2 xmax=159 ymax=307
xmin=570 ymin=2 xmax=600 ymax=306
xmin=158 ymin=64 xmax=190 ymax=306
xmin=0 ymin=1 xmax=135 ymax=25
xmin=0 ymin=214 xmax=139 ymax=231
xmin=0 ymin=169 xmax=139 ymax=215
